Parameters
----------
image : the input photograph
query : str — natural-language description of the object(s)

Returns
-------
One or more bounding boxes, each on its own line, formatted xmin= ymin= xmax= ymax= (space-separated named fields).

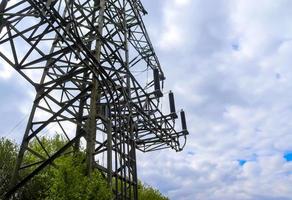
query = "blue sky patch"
xmin=238 ymin=160 xmax=247 ymax=166
xmin=232 ymin=43 xmax=240 ymax=51
xmin=284 ymin=152 xmax=292 ymax=162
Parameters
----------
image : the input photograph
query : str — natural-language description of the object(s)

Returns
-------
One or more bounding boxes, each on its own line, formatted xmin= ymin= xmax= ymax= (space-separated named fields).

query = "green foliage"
xmin=0 ymin=137 xmax=17 ymax=196
xmin=16 ymin=135 xmax=69 ymax=200
xmin=45 ymin=154 xmax=112 ymax=200
xmin=138 ymin=183 xmax=169 ymax=200
xmin=25 ymin=136 xmax=112 ymax=200
xmin=0 ymin=136 xmax=169 ymax=200
xmin=18 ymin=171 xmax=52 ymax=200
xmin=0 ymin=136 xmax=112 ymax=200
xmin=25 ymin=135 xmax=69 ymax=165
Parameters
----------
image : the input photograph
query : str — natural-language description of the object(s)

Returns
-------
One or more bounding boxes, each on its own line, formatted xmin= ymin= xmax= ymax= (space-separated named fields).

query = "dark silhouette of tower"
xmin=0 ymin=0 xmax=188 ymax=199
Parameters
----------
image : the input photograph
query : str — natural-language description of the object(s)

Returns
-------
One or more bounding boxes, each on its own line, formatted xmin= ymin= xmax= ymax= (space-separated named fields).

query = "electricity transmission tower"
xmin=0 ymin=0 xmax=188 ymax=199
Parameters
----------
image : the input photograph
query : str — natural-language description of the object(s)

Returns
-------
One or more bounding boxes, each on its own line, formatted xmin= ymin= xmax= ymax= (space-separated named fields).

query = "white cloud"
xmin=0 ymin=48 xmax=15 ymax=80
xmin=158 ymin=1 xmax=188 ymax=49
xmin=174 ymin=0 xmax=191 ymax=7
xmin=0 ymin=63 xmax=14 ymax=80
xmin=1 ymin=0 xmax=292 ymax=200
xmin=137 ymin=0 xmax=292 ymax=199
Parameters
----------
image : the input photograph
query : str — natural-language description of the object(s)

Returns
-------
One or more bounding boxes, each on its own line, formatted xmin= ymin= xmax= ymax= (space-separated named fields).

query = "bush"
xmin=138 ymin=183 xmax=169 ymax=200
xmin=45 ymin=154 xmax=112 ymax=200
xmin=0 ymin=136 xmax=169 ymax=200
xmin=0 ymin=137 xmax=112 ymax=200
xmin=0 ymin=137 xmax=18 ymax=196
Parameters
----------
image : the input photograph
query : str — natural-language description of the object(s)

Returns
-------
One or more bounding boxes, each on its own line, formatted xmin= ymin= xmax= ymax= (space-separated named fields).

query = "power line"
xmin=3 ymin=114 xmax=29 ymax=138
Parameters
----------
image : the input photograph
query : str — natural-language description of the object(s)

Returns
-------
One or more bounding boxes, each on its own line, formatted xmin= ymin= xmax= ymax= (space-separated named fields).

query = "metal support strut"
xmin=0 ymin=0 xmax=189 ymax=199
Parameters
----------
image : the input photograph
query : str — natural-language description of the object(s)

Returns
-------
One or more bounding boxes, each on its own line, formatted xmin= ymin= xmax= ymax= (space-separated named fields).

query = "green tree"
xmin=46 ymin=154 xmax=112 ymax=200
xmin=0 ymin=136 xmax=112 ymax=200
xmin=18 ymin=135 xmax=68 ymax=200
xmin=138 ymin=183 xmax=169 ymax=200
xmin=0 ymin=136 xmax=169 ymax=200
xmin=0 ymin=137 xmax=17 ymax=196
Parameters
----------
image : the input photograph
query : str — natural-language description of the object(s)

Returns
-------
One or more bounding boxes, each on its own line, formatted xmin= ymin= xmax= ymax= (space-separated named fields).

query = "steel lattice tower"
xmin=0 ymin=0 xmax=189 ymax=199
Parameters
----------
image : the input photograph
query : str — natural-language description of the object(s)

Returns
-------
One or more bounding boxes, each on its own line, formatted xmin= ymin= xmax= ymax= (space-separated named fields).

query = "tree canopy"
xmin=138 ymin=183 xmax=169 ymax=200
xmin=0 ymin=136 xmax=169 ymax=200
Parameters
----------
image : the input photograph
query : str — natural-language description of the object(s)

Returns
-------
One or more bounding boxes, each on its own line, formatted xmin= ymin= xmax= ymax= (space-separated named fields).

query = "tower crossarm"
xmin=0 ymin=0 xmax=189 ymax=199
xmin=125 ymin=0 xmax=164 ymax=79
xmin=131 ymin=103 xmax=183 ymax=152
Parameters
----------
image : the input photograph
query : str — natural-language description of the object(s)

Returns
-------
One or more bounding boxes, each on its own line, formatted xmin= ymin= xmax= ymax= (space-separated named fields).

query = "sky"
xmin=1 ymin=0 xmax=292 ymax=200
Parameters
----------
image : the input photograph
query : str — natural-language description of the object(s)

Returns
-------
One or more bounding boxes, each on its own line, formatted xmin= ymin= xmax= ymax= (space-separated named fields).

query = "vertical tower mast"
xmin=0 ymin=0 xmax=189 ymax=199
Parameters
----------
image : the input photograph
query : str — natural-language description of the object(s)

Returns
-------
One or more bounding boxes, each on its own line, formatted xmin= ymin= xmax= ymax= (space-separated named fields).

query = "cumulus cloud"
xmin=137 ymin=0 xmax=292 ymax=199
xmin=0 ymin=64 xmax=13 ymax=80
xmin=1 ymin=0 xmax=292 ymax=199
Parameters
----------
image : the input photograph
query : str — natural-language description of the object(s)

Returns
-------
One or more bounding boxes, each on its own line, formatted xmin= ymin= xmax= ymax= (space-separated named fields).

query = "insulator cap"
xmin=169 ymin=91 xmax=178 ymax=118
xmin=154 ymin=68 xmax=160 ymax=91
xmin=180 ymin=110 xmax=187 ymax=131
xmin=153 ymin=68 xmax=163 ymax=97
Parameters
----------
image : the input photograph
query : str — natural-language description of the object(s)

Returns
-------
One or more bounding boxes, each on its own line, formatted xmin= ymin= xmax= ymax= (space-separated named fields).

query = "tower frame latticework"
xmin=0 ymin=0 xmax=189 ymax=199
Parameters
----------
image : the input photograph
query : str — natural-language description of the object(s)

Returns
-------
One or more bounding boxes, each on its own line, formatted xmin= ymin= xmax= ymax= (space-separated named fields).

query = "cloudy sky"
xmin=1 ymin=0 xmax=292 ymax=199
